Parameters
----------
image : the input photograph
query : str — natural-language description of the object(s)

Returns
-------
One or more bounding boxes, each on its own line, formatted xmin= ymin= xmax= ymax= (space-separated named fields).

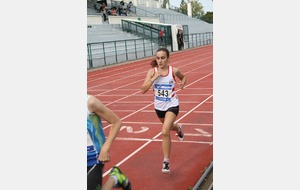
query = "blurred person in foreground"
xmin=87 ymin=94 xmax=131 ymax=190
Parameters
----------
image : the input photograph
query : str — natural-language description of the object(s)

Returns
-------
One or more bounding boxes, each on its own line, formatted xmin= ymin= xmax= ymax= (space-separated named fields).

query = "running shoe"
xmin=177 ymin=124 xmax=184 ymax=141
xmin=162 ymin=161 xmax=170 ymax=173
xmin=109 ymin=166 xmax=132 ymax=190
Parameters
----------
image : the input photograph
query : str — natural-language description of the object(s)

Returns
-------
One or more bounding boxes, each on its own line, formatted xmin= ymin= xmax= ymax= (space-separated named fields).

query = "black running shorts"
xmin=155 ymin=106 xmax=179 ymax=119
xmin=87 ymin=163 xmax=104 ymax=190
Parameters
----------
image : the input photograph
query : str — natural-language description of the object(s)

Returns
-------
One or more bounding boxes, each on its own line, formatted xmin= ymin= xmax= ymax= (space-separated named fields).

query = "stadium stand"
xmin=87 ymin=0 xmax=213 ymax=68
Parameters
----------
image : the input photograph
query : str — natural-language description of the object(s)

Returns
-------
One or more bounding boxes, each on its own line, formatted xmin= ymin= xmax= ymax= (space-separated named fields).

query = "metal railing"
xmin=87 ymin=31 xmax=213 ymax=69
xmin=192 ymin=161 xmax=213 ymax=190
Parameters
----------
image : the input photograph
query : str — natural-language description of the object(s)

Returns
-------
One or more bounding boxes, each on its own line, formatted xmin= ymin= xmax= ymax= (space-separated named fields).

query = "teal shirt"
xmin=87 ymin=95 xmax=106 ymax=166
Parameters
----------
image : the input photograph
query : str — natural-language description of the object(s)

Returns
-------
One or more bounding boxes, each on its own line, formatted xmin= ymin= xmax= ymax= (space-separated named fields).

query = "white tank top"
xmin=152 ymin=65 xmax=179 ymax=111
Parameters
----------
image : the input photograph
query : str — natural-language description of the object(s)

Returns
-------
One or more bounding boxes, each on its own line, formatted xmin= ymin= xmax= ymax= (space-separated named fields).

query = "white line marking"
xmin=88 ymin=48 xmax=211 ymax=81
xmin=102 ymin=72 xmax=213 ymax=129
xmin=103 ymin=94 xmax=213 ymax=176
xmin=102 ymin=91 xmax=141 ymax=106
xmin=121 ymin=126 xmax=149 ymax=133
xmin=97 ymin=94 xmax=211 ymax=96
xmin=103 ymin=101 xmax=202 ymax=104
xmin=101 ymin=110 xmax=213 ymax=114
xmin=94 ymin=63 xmax=212 ymax=108
xmin=116 ymin=121 xmax=213 ymax=126
xmin=92 ymin=54 xmax=213 ymax=176
xmin=182 ymin=133 xmax=212 ymax=137
xmin=89 ymin=57 xmax=211 ymax=90
xmin=115 ymin=137 xmax=212 ymax=144
xmin=103 ymin=133 xmax=162 ymax=176
xmin=102 ymin=102 xmax=154 ymax=130
xmin=88 ymin=52 xmax=212 ymax=85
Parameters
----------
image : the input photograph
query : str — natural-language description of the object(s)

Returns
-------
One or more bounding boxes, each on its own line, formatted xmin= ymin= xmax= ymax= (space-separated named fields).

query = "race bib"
xmin=154 ymin=84 xmax=172 ymax=101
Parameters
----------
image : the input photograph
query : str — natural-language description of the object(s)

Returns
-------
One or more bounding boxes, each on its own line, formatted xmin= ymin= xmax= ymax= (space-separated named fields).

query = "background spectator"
xmin=177 ymin=29 xmax=184 ymax=50
xmin=100 ymin=3 xmax=108 ymax=22
xmin=127 ymin=1 xmax=133 ymax=13
xmin=159 ymin=29 xmax=164 ymax=45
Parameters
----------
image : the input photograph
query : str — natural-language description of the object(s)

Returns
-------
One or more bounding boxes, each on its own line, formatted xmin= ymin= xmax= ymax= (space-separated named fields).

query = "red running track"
xmin=87 ymin=45 xmax=213 ymax=190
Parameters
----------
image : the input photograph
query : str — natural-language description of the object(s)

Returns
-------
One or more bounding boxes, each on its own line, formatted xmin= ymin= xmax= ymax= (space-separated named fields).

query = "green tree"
xmin=178 ymin=0 xmax=187 ymax=14
xmin=162 ymin=0 xmax=170 ymax=8
xmin=190 ymin=0 xmax=204 ymax=17
xmin=178 ymin=0 xmax=204 ymax=17
xmin=200 ymin=11 xmax=213 ymax=23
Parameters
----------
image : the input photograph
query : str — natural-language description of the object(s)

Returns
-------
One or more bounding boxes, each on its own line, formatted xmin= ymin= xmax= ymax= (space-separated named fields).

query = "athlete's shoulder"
xmin=87 ymin=95 xmax=98 ymax=111
xmin=87 ymin=94 xmax=94 ymax=102
xmin=172 ymin=66 xmax=181 ymax=72
xmin=170 ymin=65 xmax=178 ymax=70
xmin=147 ymin=68 xmax=156 ymax=75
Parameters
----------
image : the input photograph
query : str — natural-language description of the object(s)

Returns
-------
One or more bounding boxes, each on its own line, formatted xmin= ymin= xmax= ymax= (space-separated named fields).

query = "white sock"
xmin=110 ymin=175 xmax=118 ymax=186
xmin=177 ymin=124 xmax=181 ymax=132
xmin=110 ymin=175 xmax=128 ymax=187
xmin=163 ymin=158 xmax=169 ymax=163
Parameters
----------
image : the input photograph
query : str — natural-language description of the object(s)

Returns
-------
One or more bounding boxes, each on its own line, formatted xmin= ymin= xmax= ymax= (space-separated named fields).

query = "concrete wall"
xmin=87 ymin=15 xmax=103 ymax=25
xmin=87 ymin=15 xmax=160 ymax=25
xmin=108 ymin=16 xmax=160 ymax=24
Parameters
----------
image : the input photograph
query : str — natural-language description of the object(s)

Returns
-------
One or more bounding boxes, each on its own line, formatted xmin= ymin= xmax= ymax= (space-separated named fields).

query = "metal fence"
xmin=87 ymin=32 xmax=213 ymax=69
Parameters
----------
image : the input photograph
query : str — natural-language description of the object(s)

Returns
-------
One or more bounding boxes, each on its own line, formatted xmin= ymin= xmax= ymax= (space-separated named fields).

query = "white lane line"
xmin=103 ymin=94 xmax=213 ymax=176
xmin=91 ymin=88 xmax=212 ymax=91
xmin=99 ymin=56 xmax=213 ymax=176
xmin=102 ymin=91 xmax=142 ymax=106
xmin=103 ymin=121 xmax=213 ymax=126
xmin=88 ymin=52 xmax=212 ymax=84
xmin=89 ymin=58 xmax=212 ymax=91
xmin=102 ymin=102 xmax=154 ymax=130
xmin=88 ymin=64 xmax=148 ymax=83
xmin=180 ymin=88 xmax=213 ymax=90
xmin=102 ymin=101 xmax=202 ymax=104
xmin=93 ymin=63 xmax=212 ymax=105
xmin=175 ymin=95 xmax=213 ymax=123
xmin=193 ymin=111 xmax=213 ymax=114
xmin=101 ymin=72 xmax=213 ymax=129
xmin=100 ymin=110 xmax=213 ymax=114
xmin=101 ymin=71 xmax=212 ymax=106
xmin=96 ymin=93 xmax=212 ymax=97
xmin=102 ymin=132 xmax=162 ymax=176
xmin=94 ymin=79 xmax=144 ymax=95
xmin=96 ymin=110 xmax=213 ymax=114
xmin=87 ymin=48 xmax=211 ymax=79
xmin=115 ymin=137 xmax=212 ymax=144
